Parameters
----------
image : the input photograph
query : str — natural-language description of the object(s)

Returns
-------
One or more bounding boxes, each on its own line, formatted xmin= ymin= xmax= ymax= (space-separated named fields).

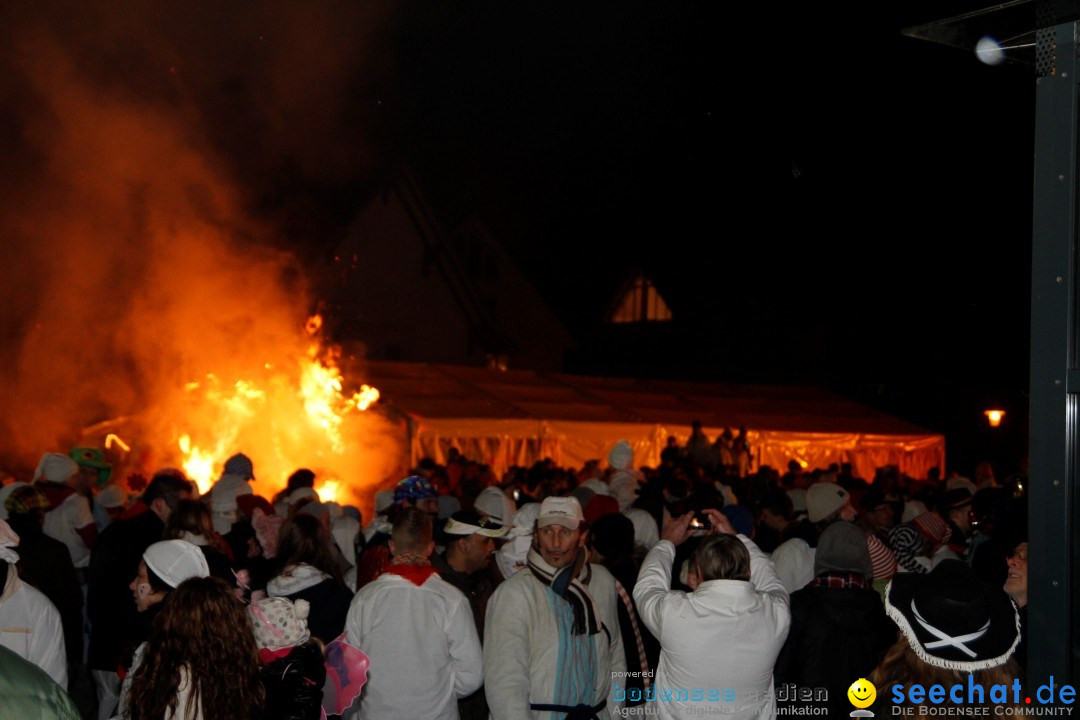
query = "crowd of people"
xmin=0 ymin=426 xmax=1031 ymax=719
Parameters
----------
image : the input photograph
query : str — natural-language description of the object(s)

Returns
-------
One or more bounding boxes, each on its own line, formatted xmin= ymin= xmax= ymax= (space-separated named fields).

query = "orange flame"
xmin=173 ymin=315 xmax=380 ymax=501
xmin=317 ymin=479 xmax=341 ymax=504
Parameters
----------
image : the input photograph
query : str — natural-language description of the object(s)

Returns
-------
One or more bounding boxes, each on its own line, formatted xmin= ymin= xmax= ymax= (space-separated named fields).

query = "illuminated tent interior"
xmin=364 ymin=361 xmax=945 ymax=481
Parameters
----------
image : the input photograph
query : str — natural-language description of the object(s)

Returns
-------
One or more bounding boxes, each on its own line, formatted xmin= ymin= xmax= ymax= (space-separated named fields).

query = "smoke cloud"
xmin=0 ymin=3 xmax=404 ymax=506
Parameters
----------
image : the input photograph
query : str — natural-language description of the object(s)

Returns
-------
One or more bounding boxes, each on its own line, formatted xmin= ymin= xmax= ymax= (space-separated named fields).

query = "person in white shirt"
xmin=633 ymin=509 xmax=790 ymax=720
xmin=345 ymin=506 xmax=482 ymax=720
xmin=0 ymin=518 xmax=67 ymax=687
xmin=33 ymin=453 xmax=97 ymax=569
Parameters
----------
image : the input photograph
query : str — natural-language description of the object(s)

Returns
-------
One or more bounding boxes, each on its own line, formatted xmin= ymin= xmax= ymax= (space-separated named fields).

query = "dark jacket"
xmin=86 ymin=509 xmax=164 ymax=671
xmin=604 ymin=555 xmax=659 ymax=707
xmin=198 ymin=545 xmax=236 ymax=584
xmin=774 ymin=583 xmax=897 ymax=718
xmin=430 ymin=553 xmax=494 ymax=720
xmin=259 ymin=641 xmax=326 ymax=720
xmin=430 ymin=553 xmax=493 ymax=641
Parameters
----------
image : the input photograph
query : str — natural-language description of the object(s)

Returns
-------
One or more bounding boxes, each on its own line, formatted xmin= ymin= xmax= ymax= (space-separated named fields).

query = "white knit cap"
xmin=32 ymin=453 xmax=79 ymax=484
xmin=143 ymin=540 xmax=210 ymax=588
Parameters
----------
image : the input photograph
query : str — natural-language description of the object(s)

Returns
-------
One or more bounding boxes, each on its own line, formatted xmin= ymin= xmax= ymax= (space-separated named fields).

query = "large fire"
xmin=169 ymin=315 xmax=382 ymax=503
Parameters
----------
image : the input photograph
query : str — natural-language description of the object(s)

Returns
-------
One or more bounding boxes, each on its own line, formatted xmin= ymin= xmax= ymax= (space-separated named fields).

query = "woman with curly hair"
xmin=122 ymin=576 xmax=263 ymax=720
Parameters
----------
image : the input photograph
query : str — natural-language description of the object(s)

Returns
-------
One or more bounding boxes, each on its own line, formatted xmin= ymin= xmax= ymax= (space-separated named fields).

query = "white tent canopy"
xmin=364 ymin=361 xmax=945 ymax=481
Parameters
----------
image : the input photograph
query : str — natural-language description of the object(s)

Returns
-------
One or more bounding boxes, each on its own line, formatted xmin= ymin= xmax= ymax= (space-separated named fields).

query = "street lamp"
xmin=984 ymin=409 xmax=1005 ymax=428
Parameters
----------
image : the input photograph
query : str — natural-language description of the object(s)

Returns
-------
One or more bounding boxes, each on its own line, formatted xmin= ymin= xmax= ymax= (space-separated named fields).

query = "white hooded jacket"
xmin=633 ymin=537 xmax=790 ymax=720
xmin=0 ymin=565 xmax=67 ymax=688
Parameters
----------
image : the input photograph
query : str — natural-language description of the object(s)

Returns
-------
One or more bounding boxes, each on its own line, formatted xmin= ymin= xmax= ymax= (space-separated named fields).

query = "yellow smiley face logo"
xmin=848 ymin=678 xmax=876 ymax=709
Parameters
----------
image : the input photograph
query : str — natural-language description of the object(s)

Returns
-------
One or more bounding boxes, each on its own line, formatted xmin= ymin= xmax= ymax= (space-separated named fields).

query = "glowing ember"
xmin=105 ymin=433 xmax=131 ymax=453
xmin=351 ymin=385 xmax=380 ymax=412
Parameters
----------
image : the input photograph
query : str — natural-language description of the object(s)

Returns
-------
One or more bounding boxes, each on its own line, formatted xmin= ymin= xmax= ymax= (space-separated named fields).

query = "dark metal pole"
xmin=1030 ymin=19 xmax=1077 ymax=687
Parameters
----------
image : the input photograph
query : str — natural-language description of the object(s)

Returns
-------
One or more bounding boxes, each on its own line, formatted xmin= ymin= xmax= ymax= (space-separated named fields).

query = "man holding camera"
xmin=633 ymin=509 xmax=790 ymax=719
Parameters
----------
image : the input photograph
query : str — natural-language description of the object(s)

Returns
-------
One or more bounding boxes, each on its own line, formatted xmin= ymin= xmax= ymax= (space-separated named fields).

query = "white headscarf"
xmin=32 ymin=453 xmax=79 ymax=484
xmin=608 ymin=440 xmax=634 ymax=471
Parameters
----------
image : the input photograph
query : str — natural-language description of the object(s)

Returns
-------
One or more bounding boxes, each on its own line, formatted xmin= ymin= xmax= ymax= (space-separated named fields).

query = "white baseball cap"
xmin=537 ymin=496 xmax=584 ymax=530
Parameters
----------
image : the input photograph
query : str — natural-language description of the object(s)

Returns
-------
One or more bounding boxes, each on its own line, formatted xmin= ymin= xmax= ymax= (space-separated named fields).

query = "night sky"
xmin=0 ymin=2 xmax=1038 ymax=474
xmin=390 ymin=2 xmax=1037 ymax=471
